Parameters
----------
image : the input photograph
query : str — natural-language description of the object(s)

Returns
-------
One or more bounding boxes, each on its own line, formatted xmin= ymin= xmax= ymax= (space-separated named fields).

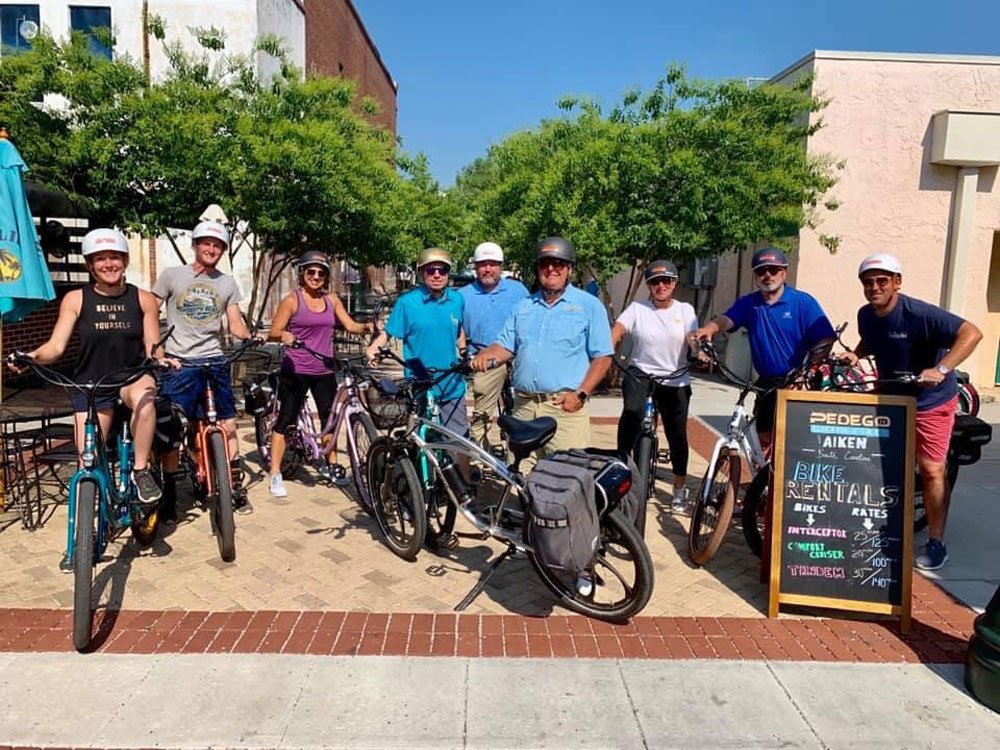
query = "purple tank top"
xmin=283 ymin=289 xmax=337 ymax=375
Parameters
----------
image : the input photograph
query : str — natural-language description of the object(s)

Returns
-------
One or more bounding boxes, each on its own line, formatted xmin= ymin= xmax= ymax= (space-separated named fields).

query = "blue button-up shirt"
xmin=457 ymin=276 xmax=529 ymax=351
xmin=385 ymin=286 xmax=465 ymax=401
xmin=496 ymin=284 xmax=613 ymax=393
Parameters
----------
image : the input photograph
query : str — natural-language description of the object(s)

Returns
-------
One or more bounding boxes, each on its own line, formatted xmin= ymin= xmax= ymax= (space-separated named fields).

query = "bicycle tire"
xmin=347 ymin=411 xmax=379 ymax=509
xmin=741 ymin=467 xmax=770 ymax=559
xmin=688 ymin=448 xmax=740 ymax=566
xmin=255 ymin=411 xmax=303 ymax=478
xmin=632 ymin=433 xmax=655 ymax=538
xmin=367 ymin=437 xmax=427 ymax=560
xmin=208 ymin=431 xmax=236 ymax=562
xmin=73 ymin=479 xmax=98 ymax=652
xmin=528 ymin=509 xmax=654 ymax=621
xmin=913 ymin=462 xmax=959 ymax=533
xmin=957 ymin=383 xmax=980 ymax=418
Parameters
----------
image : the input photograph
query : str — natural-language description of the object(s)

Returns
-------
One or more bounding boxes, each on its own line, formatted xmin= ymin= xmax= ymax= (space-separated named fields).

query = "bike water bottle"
xmin=440 ymin=456 xmax=474 ymax=507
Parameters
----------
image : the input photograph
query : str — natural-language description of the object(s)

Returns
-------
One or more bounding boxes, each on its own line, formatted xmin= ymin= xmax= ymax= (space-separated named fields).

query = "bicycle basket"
xmin=365 ymin=378 xmax=411 ymax=430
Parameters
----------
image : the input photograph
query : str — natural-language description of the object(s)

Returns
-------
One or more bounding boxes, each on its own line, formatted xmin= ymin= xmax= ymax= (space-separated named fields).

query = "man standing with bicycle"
xmin=153 ymin=220 xmax=259 ymax=520
xmin=690 ymin=247 xmax=836 ymax=452
xmin=457 ymin=241 xmax=528 ymax=448
xmin=843 ymin=253 xmax=982 ymax=571
xmin=472 ymin=236 xmax=613 ymax=460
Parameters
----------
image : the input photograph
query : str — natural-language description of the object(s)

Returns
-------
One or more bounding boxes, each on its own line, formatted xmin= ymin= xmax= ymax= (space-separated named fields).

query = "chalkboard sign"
xmin=768 ymin=390 xmax=915 ymax=630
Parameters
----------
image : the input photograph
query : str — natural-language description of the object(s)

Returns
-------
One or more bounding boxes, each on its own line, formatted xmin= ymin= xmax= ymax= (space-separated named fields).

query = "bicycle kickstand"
xmin=454 ymin=545 xmax=517 ymax=612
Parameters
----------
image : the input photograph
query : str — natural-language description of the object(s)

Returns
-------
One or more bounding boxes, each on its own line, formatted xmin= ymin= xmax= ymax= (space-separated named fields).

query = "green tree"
xmin=454 ymin=65 xmax=839 ymax=314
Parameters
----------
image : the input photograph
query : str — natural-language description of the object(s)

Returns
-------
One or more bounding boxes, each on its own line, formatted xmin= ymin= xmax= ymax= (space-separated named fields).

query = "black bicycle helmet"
xmin=298 ymin=250 xmax=331 ymax=271
xmin=534 ymin=236 xmax=576 ymax=265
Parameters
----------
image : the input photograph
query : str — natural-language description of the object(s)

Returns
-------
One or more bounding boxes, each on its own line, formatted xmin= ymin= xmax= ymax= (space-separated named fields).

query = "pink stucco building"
xmin=712 ymin=51 xmax=1000 ymax=388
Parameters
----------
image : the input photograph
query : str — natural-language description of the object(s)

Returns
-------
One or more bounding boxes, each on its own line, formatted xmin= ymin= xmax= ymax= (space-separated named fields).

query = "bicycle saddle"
xmin=498 ymin=415 xmax=557 ymax=459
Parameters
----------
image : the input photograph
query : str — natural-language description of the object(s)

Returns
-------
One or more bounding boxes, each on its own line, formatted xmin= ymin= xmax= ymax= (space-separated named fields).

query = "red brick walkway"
xmin=0 ymin=574 xmax=975 ymax=662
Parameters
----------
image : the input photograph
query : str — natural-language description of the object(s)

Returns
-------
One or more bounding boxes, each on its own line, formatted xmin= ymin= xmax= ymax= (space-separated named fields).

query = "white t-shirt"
xmin=616 ymin=300 xmax=698 ymax=386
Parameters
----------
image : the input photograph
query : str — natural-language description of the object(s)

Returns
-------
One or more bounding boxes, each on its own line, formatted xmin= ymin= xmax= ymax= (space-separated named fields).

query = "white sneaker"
xmin=269 ymin=473 xmax=288 ymax=498
xmin=576 ymin=574 xmax=594 ymax=597
xmin=672 ymin=486 xmax=690 ymax=512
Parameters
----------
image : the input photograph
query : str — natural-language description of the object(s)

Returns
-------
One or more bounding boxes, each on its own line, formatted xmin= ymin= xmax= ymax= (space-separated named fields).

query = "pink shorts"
xmin=915 ymin=396 xmax=957 ymax=464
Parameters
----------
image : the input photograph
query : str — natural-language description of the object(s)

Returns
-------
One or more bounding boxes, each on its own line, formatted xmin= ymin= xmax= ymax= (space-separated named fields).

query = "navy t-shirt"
xmin=857 ymin=294 xmax=964 ymax=410
xmin=724 ymin=286 xmax=836 ymax=379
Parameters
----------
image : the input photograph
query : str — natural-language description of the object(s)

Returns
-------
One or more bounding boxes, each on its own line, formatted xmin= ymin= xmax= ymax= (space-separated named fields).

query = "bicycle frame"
xmin=185 ymin=372 xmax=232 ymax=498
xmin=699 ymin=386 xmax=769 ymax=495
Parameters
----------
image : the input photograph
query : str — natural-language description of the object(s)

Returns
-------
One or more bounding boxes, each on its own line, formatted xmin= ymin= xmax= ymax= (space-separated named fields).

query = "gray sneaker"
xmin=671 ymin=486 xmax=690 ymax=513
xmin=132 ymin=468 xmax=162 ymax=505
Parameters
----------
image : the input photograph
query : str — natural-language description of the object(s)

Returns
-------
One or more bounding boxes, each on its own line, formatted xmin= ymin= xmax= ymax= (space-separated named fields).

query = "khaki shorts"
xmin=513 ymin=392 xmax=590 ymax=466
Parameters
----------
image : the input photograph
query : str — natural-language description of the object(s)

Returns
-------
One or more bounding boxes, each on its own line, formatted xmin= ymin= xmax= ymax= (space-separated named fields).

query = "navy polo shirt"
xmin=857 ymin=294 xmax=964 ymax=410
xmin=724 ymin=285 xmax=836 ymax=379
xmin=385 ymin=286 xmax=465 ymax=401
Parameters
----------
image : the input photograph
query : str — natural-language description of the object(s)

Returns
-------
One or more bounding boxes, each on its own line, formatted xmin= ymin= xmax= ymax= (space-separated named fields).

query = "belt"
xmin=514 ymin=390 xmax=567 ymax=403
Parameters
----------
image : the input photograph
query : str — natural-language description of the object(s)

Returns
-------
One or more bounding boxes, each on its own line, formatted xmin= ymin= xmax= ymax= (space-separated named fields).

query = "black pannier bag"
xmin=950 ymin=415 xmax=992 ymax=466
xmin=544 ymin=449 xmax=636 ymax=523
xmin=242 ymin=373 xmax=273 ymax=417
xmin=525 ymin=456 xmax=600 ymax=576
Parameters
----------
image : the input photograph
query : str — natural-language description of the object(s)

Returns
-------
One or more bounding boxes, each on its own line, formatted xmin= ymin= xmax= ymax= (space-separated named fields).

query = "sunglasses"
xmin=861 ymin=275 xmax=893 ymax=289
xmin=754 ymin=266 xmax=785 ymax=278
xmin=537 ymin=259 xmax=570 ymax=270
xmin=649 ymin=277 xmax=677 ymax=287
xmin=423 ymin=265 xmax=450 ymax=277
xmin=303 ymin=268 xmax=328 ymax=278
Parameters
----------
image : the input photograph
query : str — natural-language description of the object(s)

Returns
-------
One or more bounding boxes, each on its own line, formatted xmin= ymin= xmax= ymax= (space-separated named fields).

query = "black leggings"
xmin=274 ymin=370 xmax=337 ymax=435
xmin=616 ymin=368 xmax=691 ymax=477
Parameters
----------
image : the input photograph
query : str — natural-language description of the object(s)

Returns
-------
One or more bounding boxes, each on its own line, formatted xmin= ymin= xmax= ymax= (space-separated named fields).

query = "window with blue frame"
xmin=69 ymin=6 xmax=112 ymax=60
xmin=0 ymin=5 xmax=40 ymax=54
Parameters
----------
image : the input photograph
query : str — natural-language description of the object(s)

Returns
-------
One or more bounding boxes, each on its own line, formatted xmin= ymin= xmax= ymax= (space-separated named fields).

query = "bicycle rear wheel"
xmin=688 ymin=447 xmax=740 ymax=566
xmin=347 ymin=411 xmax=379 ymax=509
xmin=255 ymin=410 xmax=302 ymax=478
xmin=529 ymin=509 xmax=654 ymax=621
xmin=957 ymin=383 xmax=980 ymax=417
xmin=741 ymin=467 xmax=770 ymax=559
xmin=367 ymin=437 xmax=427 ymax=560
xmin=208 ymin=431 xmax=236 ymax=562
xmin=73 ymin=479 xmax=98 ymax=652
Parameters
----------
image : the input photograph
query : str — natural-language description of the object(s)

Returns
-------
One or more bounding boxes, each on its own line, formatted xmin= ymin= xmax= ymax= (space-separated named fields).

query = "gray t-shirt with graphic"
xmin=153 ymin=265 xmax=242 ymax=359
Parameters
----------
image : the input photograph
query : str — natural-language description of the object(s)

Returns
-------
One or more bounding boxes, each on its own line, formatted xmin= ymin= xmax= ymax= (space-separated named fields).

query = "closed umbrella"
xmin=0 ymin=129 xmax=54 ymax=323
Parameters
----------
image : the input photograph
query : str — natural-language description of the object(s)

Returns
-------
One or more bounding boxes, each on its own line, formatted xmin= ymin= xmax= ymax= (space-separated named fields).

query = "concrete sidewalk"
xmin=2 ymin=653 xmax=998 ymax=749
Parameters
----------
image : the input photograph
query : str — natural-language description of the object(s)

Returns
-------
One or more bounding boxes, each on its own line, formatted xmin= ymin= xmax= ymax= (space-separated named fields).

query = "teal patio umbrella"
xmin=0 ymin=130 xmax=55 ymax=324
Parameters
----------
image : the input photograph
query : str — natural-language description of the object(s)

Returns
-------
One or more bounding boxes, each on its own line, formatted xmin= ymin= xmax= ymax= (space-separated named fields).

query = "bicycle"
xmin=366 ymin=348 xmax=654 ymax=621
xmin=8 ymin=352 xmax=164 ymax=652
xmin=612 ymin=357 xmax=693 ymax=535
xmin=248 ymin=341 xmax=379 ymax=508
xmin=160 ymin=338 xmax=261 ymax=563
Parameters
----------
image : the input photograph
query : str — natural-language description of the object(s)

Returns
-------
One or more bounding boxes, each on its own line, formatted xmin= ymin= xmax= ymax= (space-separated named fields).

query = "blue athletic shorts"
xmin=160 ymin=360 xmax=237 ymax=421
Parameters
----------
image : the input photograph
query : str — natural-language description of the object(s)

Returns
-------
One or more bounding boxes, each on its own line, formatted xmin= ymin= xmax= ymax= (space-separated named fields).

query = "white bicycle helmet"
xmin=192 ymin=220 xmax=231 ymax=250
xmin=473 ymin=242 xmax=503 ymax=263
xmin=81 ymin=228 xmax=129 ymax=257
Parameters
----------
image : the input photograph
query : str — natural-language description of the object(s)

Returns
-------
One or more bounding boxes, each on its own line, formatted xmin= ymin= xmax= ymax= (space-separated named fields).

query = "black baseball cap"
xmin=750 ymin=247 xmax=789 ymax=270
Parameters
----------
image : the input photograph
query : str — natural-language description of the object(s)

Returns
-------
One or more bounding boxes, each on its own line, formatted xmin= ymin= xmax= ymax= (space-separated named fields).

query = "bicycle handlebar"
xmin=160 ymin=336 xmax=264 ymax=368
xmin=611 ymin=355 xmax=692 ymax=386
xmin=7 ymin=351 xmax=165 ymax=397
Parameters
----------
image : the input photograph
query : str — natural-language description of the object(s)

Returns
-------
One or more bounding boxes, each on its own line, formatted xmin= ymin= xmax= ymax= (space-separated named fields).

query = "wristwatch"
xmin=576 ymin=390 xmax=589 ymax=403
xmin=936 ymin=364 xmax=951 ymax=376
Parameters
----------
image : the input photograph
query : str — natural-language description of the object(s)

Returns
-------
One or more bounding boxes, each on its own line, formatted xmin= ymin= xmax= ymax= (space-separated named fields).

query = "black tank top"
xmin=74 ymin=284 xmax=146 ymax=385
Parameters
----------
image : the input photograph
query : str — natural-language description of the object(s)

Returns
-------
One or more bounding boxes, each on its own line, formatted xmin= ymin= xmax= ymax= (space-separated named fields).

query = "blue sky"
xmin=356 ymin=0 xmax=1000 ymax=187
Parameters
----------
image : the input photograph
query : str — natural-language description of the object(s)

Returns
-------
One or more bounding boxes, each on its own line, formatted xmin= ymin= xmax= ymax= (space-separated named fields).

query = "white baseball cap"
xmin=81 ymin=228 xmax=129 ymax=257
xmin=473 ymin=241 xmax=503 ymax=263
xmin=192 ymin=220 xmax=231 ymax=251
xmin=858 ymin=253 xmax=903 ymax=277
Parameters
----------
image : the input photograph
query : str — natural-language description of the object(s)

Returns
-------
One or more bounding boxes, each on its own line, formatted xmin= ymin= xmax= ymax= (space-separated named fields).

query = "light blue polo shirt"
xmin=457 ymin=276 xmax=529 ymax=351
xmin=724 ymin=285 xmax=836 ymax=379
xmin=496 ymin=284 xmax=613 ymax=393
xmin=385 ymin=286 xmax=465 ymax=401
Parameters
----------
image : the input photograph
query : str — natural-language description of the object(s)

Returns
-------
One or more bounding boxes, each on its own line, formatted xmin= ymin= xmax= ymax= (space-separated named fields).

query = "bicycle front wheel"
xmin=367 ymin=437 xmax=427 ymax=560
xmin=73 ymin=479 xmax=98 ymax=652
xmin=741 ymin=467 xmax=770 ymax=559
xmin=347 ymin=411 xmax=379 ymax=509
xmin=255 ymin=411 xmax=302 ymax=478
xmin=208 ymin=431 xmax=236 ymax=562
xmin=688 ymin=447 xmax=740 ymax=566
xmin=529 ymin=509 xmax=654 ymax=621
xmin=632 ymin=433 xmax=656 ymax=537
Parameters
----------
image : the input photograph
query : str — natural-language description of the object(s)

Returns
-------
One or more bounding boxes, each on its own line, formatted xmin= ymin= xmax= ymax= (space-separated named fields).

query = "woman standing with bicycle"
xmin=9 ymin=228 xmax=163 ymax=507
xmin=612 ymin=260 xmax=698 ymax=510
xmin=266 ymin=250 xmax=372 ymax=497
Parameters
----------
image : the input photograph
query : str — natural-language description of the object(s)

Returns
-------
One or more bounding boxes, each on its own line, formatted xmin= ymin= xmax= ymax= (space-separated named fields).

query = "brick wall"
xmin=1 ymin=286 xmax=81 ymax=387
xmin=306 ymin=0 xmax=398 ymax=134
